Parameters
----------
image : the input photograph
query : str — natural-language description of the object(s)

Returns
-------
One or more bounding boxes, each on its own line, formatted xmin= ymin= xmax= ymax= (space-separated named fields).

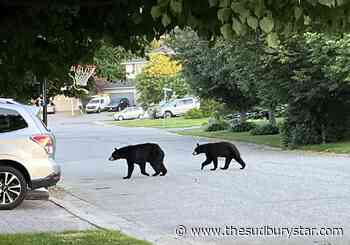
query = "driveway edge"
xmin=50 ymin=196 xmax=197 ymax=245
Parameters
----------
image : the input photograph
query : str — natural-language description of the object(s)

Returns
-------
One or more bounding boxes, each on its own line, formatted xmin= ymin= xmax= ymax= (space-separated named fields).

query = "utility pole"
xmin=41 ymin=78 xmax=48 ymax=126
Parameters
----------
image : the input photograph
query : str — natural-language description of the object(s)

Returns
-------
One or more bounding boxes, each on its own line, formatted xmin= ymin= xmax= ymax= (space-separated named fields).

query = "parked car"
xmin=106 ymin=99 xmax=129 ymax=112
xmin=47 ymin=102 xmax=56 ymax=114
xmin=0 ymin=98 xmax=22 ymax=105
xmin=85 ymin=96 xmax=111 ymax=113
xmin=156 ymin=97 xmax=200 ymax=118
xmin=0 ymin=102 xmax=60 ymax=209
xmin=113 ymin=107 xmax=144 ymax=121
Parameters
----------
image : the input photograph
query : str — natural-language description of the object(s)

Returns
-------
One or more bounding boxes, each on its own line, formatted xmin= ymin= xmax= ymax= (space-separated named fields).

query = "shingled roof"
xmin=104 ymin=80 xmax=135 ymax=89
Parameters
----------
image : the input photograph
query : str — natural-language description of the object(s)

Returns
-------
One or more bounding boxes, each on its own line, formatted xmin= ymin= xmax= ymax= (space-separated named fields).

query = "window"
xmin=182 ymin=99 xmax=193 ymax=105
xmin=0 ymin=108 xmax=28 ymax=133
xmin=101 ymin=99 xmax=104 ymax=104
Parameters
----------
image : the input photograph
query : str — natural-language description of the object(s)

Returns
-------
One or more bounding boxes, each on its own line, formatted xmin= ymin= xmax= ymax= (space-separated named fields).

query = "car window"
xmin=101 ymin=99 xmax=104 ymax=103
xmin=89 ymin=99 xmax=99 ymax=104
xmin=176 ymin=100 xmax=185 ymax=106
xmin=0 ymin=108 xmax=28 ymax=133
xmin=183 ymin=99 xmax=193 ymax=105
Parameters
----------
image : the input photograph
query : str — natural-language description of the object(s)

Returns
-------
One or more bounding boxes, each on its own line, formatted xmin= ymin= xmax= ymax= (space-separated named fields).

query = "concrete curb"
xmin=50 ymin=195 xmax=198 ymax=245
xmin=26 ymin=188 xmax=49 ymax=200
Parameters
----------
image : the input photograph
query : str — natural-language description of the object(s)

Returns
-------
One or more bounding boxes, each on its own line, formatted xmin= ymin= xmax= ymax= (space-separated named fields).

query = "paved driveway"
xmin=50 ymin=113 xmax=350 ymax=244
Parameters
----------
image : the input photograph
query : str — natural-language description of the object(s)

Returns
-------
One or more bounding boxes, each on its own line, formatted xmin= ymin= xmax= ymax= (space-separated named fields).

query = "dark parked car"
xmin=106 ymin=99 xmax=129 ymax=112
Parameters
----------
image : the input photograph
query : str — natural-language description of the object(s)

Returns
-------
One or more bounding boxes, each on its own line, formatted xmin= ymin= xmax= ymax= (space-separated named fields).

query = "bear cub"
xmin=109 ymin=143 xmax=167 ymax=179
xmin=192 ymin=142 xmax=246 ymax=170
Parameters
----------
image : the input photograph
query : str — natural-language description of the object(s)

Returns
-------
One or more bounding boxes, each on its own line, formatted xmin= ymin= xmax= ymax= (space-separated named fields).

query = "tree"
xmin=152 ymin=0 xmax=350 ymax=47
xmin=93 ymin=42 xmax=133 ymax=81
xmin=2 ymin=1 xmax=350 ymax=99
xmin=136 ymin=52 xmax=188 ymax=108
xmin=262 ymin=33 xmax=350 ymax=146
xmin=168 ymin=28 xmax=259 ymax=121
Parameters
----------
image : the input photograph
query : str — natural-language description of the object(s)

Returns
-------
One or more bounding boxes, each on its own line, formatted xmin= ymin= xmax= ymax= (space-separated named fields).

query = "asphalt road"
xmin=50 ymin=113 xmax=350 ymax=244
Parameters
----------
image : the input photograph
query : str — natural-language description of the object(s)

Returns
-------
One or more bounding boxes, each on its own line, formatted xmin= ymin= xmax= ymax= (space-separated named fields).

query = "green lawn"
xmin=0 ymin=230 xmax=151 ymax=245
xmin=301 ymin=141 xmax=350 ymax=154
xmin=177 ymin=128 xmax=350 ymax=154
xmin=111 ymin=117 xmax=208 ymax=129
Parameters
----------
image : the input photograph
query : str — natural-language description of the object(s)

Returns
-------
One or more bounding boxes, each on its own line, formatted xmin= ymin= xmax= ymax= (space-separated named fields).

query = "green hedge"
xmin=205 ymin=118 xmax=230 ymax=132
xmin=184 ymin=108 xmax=205 ymax=119
xmin=251 ymin=123 xmax=279 ymax=135
xmin=230 ymin=121 xmax=256 ymax=132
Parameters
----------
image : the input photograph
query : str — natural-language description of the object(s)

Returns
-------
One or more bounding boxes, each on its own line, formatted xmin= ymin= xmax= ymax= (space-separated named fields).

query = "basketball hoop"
xmin=69 ymin=64 xmax=96 ymax=87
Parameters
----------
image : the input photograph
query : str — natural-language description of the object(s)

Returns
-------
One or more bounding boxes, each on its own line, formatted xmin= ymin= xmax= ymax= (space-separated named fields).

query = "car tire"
xmin=0 ymin=166 xmax=27 ymax=210
xmin=118 ymin=116 xmax=124 ymax=121
xmin=164 ymin=111 xmax=172 ymax=118
xmin=97 ymin=108 xmax=101 ymax=113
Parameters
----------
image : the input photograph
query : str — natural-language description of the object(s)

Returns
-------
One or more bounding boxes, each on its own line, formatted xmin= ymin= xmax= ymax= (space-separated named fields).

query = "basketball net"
xmin=68 ymin=64 xmax=96 ymax=94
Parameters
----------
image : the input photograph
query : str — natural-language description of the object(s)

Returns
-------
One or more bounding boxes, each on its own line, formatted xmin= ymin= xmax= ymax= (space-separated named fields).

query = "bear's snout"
xmin=192 ymin=151 xmax=198 ymax=156
xmin=108 ymin=156 xmax=115 ymax=161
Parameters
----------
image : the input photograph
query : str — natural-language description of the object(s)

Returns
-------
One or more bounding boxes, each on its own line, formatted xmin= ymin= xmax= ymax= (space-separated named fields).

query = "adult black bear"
xmin=109 ymin=143 xmax=167 ymax=179
xmin=192 ymin=142 xmax=246 ymax=170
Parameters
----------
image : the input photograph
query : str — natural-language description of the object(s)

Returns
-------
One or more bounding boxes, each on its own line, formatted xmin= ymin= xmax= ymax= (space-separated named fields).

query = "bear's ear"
xmin=196 ymin=143 xmax=200 ymax=147
xmin=114 ymin=147 xmax=118 ymax=151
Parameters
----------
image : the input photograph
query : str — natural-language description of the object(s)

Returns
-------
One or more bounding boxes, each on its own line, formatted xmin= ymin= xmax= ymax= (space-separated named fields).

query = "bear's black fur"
xmin=109 ymin=143 xmax=167 ymax=179
xmin=192 ymin=142 xmax=246 ymax=170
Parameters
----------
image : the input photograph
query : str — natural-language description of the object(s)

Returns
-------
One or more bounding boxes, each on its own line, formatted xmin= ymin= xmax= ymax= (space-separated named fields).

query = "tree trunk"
xmin=268 ymin=109 xmax=276 ymax=126
xmin=321 ymin=123 xmax=326 ymax=144
xmin=240 ymin=111 xmax=247 ymax=123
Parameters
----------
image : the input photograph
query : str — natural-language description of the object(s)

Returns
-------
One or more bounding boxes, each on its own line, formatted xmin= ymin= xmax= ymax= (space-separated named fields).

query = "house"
xmin=122 ymin=58 xmax=147 ymax=80
xmin=99 ymin=45 xmax=175 ymax=106
xmin=102 ymin=80 xmax=137 ymax=106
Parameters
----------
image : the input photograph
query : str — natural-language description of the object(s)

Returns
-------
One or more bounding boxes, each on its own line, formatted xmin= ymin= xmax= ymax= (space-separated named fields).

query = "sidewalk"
xmin=0 ymin=199 xmax=93 ymax=234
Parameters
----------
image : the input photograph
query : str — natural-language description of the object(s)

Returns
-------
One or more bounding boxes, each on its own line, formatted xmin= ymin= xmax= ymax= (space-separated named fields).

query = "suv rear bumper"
xmin=31 ymin=171 xmax=61 ymax=189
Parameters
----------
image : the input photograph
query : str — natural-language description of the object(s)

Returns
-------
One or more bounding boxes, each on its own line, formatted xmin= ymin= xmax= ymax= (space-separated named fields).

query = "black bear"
xmin=108 ymin=143 xmax=167 ymax=179
xmin=192 ymin=142 xmax=246 ymax=170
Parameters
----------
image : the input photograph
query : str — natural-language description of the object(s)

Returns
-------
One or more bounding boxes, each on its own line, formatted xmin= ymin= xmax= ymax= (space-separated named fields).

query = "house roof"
xmin=121 ymin=58 xmax=147 ymax=65
xmin=152 ymin=45 xmax=175 ymax=56
xmin=104 ymin=80 xmax=135 ymax=89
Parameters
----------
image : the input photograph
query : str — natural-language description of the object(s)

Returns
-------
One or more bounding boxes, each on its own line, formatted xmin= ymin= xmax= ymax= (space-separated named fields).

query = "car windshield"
xmin=89 ymin=99 xmax=99 ymax=104
xmin=161 ymin=101 xmax=175 ymax=107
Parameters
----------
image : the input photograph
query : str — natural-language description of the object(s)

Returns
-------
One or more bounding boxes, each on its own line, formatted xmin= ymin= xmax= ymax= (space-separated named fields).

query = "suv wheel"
xmin=0 ymin=166 xmax=27 ymax=210
xmin=118 ymin=116 xmax=124 ymax=121
xmin=164 ymin=111 xmax=172 ymax=118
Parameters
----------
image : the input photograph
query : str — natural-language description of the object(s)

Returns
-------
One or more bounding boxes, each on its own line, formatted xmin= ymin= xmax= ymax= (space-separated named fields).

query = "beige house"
xmin=53 ymin=95 xmax=81 ymax=112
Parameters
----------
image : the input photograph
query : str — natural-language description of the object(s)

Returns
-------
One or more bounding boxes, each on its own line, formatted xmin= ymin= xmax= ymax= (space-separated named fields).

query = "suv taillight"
xmin=31 ymin=134 xmax=54 ymax=156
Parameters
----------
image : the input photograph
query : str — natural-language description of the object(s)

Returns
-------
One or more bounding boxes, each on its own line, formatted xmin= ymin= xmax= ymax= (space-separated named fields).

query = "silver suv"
xmin=157 ymin=97 xmax=200 ymax=118
xmin=0 ymin=101 xmax=61 ymax=209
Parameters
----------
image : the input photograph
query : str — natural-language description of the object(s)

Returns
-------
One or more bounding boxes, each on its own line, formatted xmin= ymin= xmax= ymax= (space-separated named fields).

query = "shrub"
xmin=204 ymin=117 xmax=229 ymax=132
xmin=251 ymin=123 xmax=280 ymax=135
xmin=184 ymin=108 xmax=205 ymax=119
xmin=199 ymin=99 xmax=226 ymax=117
xmin=230 ymin=121 xmax=256 ymax=132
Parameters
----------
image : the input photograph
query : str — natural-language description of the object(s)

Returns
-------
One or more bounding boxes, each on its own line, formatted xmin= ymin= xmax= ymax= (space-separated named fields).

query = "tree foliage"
xmin=151 ymin=0 xmax=350 ymax=46
xmin=168 ymin=28 xmax=259 ymax=116
xmin=274 ymin=34 xmax=350 ymax=146
xmin=136 ymin=73 xmax=189 ymax=109
xmin=93 ymin=42 xmax=134 ymax=81
xmin=136 ymin=50 xmax=189 ymax=108
xmin=143 ymin=53 xmax=182 ymax=76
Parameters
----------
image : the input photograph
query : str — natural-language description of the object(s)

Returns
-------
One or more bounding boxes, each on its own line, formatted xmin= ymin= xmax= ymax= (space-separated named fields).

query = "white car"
xmin=47 ymin=103 xmax=55 ymax=114
xmin=113 ymin=107 xmax=144 ymax=121
xmin=157 ymin=97 xmax=200 ymax=118
xmin=85 ymin=96 xmax=111 ymax=113
xmin=0 ymin=102 xmax=61 ymax=209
